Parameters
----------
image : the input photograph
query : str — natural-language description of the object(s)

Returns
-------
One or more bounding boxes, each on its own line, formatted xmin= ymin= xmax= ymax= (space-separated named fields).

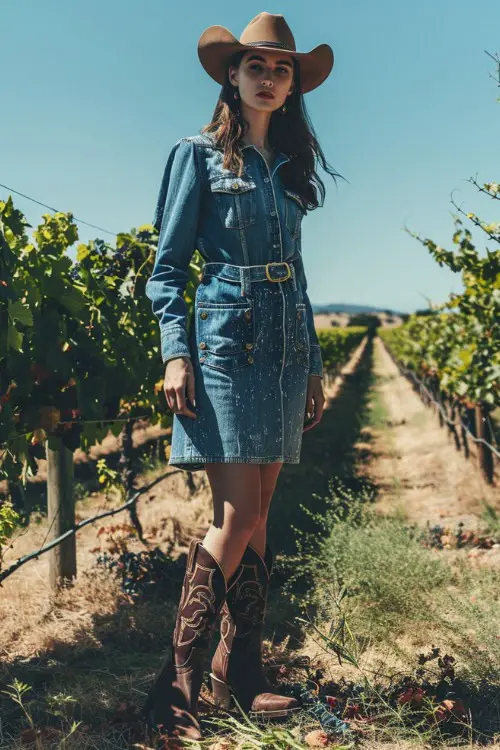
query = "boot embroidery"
xmin=175 ymin=564 xmax=217 ymax=648
xmin=229 ymin=566 xmax=266 ymax=639
xmin=219 ymin=602 xmax=235 ymax=655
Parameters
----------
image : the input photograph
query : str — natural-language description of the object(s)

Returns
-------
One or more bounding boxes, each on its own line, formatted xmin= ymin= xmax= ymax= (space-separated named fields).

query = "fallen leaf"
xmin=304 ymin=729 xmax=330 ymax=747
xmin=208 ymin=741 xmax=233 ymax=750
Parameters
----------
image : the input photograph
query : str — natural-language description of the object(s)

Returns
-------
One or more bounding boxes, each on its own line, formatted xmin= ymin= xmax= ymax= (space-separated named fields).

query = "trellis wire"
xmin=0 ymin=467 xmax=181 ymax=584
xmin=382 ymin=342 xmax=499 ymax=460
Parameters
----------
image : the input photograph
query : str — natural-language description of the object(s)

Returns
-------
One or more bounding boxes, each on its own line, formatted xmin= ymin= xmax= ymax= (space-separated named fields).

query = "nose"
xmin=262 ymin=80 xmax=273 ymax=87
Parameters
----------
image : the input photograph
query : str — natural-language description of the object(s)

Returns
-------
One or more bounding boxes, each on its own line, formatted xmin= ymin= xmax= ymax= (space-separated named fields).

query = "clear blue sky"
xmin=1 ymin=0 xmax=499 ymax=313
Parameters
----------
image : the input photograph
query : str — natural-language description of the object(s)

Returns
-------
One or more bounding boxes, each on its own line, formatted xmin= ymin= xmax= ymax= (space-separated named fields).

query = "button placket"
xmin=251 ymin=149 xmax=282 ymax=263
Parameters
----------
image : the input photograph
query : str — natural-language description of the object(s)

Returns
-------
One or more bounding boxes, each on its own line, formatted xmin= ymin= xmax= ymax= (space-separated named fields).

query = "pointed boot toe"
xmin=250 ymin=691 xmax=301 ymax=717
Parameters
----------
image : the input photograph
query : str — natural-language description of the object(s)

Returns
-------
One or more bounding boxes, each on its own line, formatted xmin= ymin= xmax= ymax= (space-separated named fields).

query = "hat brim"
xmin=198 ymin=25 xmax=334 ymax=94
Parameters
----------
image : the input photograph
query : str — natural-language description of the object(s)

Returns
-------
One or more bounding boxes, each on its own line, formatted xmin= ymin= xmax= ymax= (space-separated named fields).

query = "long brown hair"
xmin=200 ymin=49 xmax=344 ymax=210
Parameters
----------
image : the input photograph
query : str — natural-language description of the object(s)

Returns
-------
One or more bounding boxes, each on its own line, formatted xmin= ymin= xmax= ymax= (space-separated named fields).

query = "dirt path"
xmin=363 ymin=337 xmax=499 ymax=558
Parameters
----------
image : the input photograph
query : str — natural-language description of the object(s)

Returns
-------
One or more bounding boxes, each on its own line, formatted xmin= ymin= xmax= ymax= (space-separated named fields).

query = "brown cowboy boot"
xmin=210 ymin=542 xmax=300 ymax=718
xmin=142 ymin=539 xmax=242 ymax=745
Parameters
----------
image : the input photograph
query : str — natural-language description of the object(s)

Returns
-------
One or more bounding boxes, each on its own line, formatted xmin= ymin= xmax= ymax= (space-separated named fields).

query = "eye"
xmin=277 ymin=67 xmax=289 ymax=74
xmin=249 ymin=63 xmax=262 ymax=71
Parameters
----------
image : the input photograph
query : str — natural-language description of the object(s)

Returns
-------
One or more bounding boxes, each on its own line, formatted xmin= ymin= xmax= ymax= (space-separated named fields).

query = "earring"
xmin=234 ymin=89 xmax=239 ymax=100
xmin=281 ymin=104 xmax=287 ymax=114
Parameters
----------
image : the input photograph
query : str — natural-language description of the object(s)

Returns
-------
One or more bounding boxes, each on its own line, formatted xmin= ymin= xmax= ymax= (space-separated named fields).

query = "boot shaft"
xmin=224 ymin=543 xmax=273 ymax=640
xmin=212 ymin=543 xmax=273 ymax=679
xmin=210 ymin=542 xmax=300 ymax=716
xmin=173 ymin=540 xmax=231 ymax=661
xmin=143 ymin=538 xmax=237 ymax=738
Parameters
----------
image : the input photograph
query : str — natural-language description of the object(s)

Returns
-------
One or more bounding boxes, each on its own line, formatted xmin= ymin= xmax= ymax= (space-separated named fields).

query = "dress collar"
xmin=200 ymin=131 xmax=290 ymax=175
xmin=241 ymin=143 xmax=291 ymax=177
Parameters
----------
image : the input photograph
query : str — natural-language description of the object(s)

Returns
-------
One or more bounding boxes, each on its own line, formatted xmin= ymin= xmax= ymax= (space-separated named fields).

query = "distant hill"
xmin=312 ymin=303 xmax=407 ymax=316
xmin=313 ymin=306 xmax=406 ymax=331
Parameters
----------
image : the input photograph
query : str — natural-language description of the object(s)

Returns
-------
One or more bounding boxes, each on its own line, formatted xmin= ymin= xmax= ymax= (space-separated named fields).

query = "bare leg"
xmin=202 ymin=463 xmax=262 ymax=583
xmin=208 ymin=460 xmax=300 ymax=716
xmin=248 ymin=462 xmax=283 ymax=557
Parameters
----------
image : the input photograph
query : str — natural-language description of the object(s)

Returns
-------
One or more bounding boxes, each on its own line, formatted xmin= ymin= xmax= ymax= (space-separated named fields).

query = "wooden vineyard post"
xmin=119 ymin=420 xmax=145 ymax=542
xmin=448 ymin=398 xmax=461 ymax=452
xmin=474 ymin=404 xmax=494 ymax=484
xmin=46 ymin=436 xmax=76 ymax=590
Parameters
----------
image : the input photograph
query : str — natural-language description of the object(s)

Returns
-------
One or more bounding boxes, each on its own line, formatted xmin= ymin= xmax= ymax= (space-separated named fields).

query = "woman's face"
xmin=229 ymin=49 xmax=295 ymax=114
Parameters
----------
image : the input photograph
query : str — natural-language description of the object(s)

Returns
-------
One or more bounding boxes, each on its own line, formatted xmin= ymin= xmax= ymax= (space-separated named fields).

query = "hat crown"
xmin=239 ymin=12 xmax=296 ymax=52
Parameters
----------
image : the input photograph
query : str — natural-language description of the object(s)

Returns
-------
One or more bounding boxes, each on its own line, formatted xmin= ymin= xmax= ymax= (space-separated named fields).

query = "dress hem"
xmin=168 ymin=454 xmax=301 ymax=472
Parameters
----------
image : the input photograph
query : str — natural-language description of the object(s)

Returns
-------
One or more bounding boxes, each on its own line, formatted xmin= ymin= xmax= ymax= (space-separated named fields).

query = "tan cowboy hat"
xmin=197 ymin=12 xmax=334 ymax=94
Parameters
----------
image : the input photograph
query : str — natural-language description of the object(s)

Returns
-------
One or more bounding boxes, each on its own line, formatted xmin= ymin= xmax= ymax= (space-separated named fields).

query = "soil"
xmin=360 ymin=337 xmax=500 ymax=564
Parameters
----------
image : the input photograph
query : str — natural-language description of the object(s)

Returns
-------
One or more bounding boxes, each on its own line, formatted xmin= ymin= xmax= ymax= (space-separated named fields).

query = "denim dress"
xmin=145 ymin=132 xmax=323 ymax=471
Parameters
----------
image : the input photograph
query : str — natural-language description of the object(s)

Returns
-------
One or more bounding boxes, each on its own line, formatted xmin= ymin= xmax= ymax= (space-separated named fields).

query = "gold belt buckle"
xmin=265 ymin=261 xmax=291 ymax=282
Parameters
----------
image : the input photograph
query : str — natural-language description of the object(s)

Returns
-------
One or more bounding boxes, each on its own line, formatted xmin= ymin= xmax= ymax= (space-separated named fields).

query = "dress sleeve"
xmin=294 ymin=252 xmax=324 ymax=378
xmin=145 ymin=138 xmax=202 ymax=364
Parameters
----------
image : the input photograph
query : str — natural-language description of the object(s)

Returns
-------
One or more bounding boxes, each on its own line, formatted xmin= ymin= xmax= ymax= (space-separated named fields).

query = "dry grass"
xmin=0 ymin=462 xmax=214 ymax=660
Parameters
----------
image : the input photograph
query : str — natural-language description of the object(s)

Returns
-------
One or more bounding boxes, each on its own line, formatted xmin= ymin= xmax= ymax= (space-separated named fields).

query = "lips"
xmin=256 ymin=91 xmax=274 ymax=99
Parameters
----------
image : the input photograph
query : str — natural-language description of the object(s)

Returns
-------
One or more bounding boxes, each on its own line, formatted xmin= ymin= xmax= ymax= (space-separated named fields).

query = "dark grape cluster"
xmin=94 ymin=250 xmax=129 ymax=279
xmin=136 ymin=228 xmax=155 ymax=242
xmin=94 ymin=238 xmax=109 ymax=257
xmin=130 ymin=246 xmax=145 ymax=265
xmin=95 ymin=547 xmax=177 ymax=597
xmin=69 ymin=263 xmax=81 ymax=281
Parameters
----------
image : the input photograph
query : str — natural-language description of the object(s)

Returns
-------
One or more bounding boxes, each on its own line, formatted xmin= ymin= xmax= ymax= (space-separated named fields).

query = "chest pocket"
xmin=284 ymin=189 xmax=307 ymax=239
xmin=210 ymin=176 xmax=257 ymax=230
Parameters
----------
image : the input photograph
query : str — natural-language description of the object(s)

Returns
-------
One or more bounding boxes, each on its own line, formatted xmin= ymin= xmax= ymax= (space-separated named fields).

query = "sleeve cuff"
xmin=161 ymin=325 xmax=191 ymax=364
xmin=309 ymin=345 xmax=324 ymax=378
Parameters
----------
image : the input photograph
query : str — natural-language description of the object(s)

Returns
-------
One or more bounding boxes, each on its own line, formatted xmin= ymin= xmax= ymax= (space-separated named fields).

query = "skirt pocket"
xmin=196 ymin=300 xmax=255 ymax=372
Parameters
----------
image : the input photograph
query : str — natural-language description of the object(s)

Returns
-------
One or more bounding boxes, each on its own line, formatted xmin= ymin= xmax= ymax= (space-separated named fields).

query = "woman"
xmin=143 ymin=12 xmax=340 ymax=744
